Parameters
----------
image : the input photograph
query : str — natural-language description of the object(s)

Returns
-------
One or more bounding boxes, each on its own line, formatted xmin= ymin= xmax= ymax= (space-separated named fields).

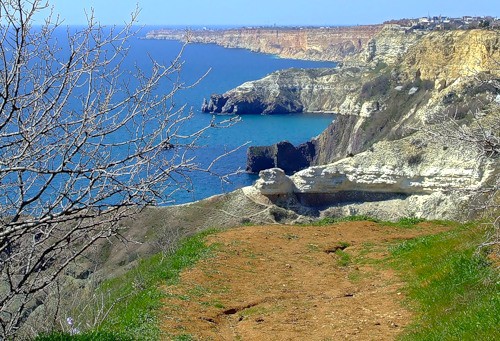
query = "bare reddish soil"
xmin=160 ymin=222 xmax=448 ymax=340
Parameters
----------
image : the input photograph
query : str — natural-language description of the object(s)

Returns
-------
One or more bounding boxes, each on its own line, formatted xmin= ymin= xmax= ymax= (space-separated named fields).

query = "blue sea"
xmin=43 ymin=26 xmax=334 ymax=204
xmin=127 ymin=28 xmax=336 ymax=203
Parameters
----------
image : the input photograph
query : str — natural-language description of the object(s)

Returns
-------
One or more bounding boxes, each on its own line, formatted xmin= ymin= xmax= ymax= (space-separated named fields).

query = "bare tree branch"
xmin=0 ymin=1 xmax=239 ymax=338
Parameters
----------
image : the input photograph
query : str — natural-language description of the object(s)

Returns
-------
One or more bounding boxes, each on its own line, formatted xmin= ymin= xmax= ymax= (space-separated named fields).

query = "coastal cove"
xmin=130 ymin=32 xmax=337 ymax=203
xmin=4 ymin=2 xmax=499 ymax=335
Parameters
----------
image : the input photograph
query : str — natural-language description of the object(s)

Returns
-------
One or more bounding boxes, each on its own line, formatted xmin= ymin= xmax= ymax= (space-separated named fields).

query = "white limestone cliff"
xmin=253 ymin=131 xmax=497 ymax=220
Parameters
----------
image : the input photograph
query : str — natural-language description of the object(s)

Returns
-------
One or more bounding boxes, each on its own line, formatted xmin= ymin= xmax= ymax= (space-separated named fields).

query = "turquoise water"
xmin=129 ymin=30 xmax=336 ymax=203
xmin=37 ymin=27 xmax=335 ymax=205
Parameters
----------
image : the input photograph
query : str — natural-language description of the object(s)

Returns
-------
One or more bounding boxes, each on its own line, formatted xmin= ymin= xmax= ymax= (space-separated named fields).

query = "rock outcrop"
xmin=253 ymin=130 xmax=497 ymax=220
xmin=246 ymin=141 xmax=315 ymax=174
xmin=240 ymin=28 xmax=499 ymax=220
xmin=146 ymin=26 xmax=383 ymax=62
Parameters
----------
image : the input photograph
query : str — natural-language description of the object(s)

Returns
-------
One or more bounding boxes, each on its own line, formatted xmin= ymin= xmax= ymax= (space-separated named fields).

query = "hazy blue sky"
xmin=39 ymin=0 xmax=500 ymax=26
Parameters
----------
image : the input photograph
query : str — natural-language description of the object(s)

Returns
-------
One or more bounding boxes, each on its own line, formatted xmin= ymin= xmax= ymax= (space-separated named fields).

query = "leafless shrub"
xmin=425 ymin=94 xmax=499 ymax=250
xmin=154 ymin=225 xmax=186 ymax=260
xmin=0 ymin=1 xmax=239 ymax=338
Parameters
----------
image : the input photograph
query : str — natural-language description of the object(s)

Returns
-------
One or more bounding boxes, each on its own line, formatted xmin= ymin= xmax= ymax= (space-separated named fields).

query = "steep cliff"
xmin=146 ymin=26 xmax=382 ymax=61
xmin=315 ymin=28 xmax=500 ymax=164
xmin=211 ymin=28 xmax=499 ymax=220
xmin=203 ymin=29 xmax=499 ymax=166
xmin=399 ymin=29 xmax=500 ymax=81
xmin=202 ymin=67 xmax=358 ymax=115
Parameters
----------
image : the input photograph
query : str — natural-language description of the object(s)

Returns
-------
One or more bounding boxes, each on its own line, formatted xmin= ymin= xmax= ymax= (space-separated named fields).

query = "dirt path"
xmin=160 ymin=221 xmax=447 ymax=340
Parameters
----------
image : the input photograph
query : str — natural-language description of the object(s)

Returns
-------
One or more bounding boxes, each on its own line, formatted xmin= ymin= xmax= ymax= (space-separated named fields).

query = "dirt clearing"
xmin=160 ymin=221 xmax=448 ymax=340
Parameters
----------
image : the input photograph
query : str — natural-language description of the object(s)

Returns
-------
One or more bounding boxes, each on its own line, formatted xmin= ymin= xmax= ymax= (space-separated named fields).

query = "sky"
xmin=37 ymin=0 xmax=500 ymax=26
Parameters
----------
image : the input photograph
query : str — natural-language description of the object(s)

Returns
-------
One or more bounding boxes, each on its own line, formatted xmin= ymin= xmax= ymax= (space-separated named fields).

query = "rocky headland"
xmin=16 ymin=24 xmax=500 ymax=339
xmin=146 ymin=25 xmax=382 ymax=61
xmin=49 ymin=26 xmax=500 ymax=321
xmin=202 ymin=27 xmax=500 ymax=221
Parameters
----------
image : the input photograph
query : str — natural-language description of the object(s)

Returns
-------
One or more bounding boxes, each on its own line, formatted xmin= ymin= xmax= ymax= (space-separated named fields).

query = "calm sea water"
xmin=54 ymin=27 xmax=336 ymax=204
xmin=129 ymin=29 xmax=336 ymax=204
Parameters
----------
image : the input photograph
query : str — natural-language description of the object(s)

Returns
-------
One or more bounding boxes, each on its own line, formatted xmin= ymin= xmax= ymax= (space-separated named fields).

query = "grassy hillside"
xmin=391 ymin=223 xmax=499 ymax=340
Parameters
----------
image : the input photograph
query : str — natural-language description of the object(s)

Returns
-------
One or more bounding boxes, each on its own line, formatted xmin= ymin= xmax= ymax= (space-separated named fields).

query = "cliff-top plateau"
xmin=146 ymin=25 xmax=383 ymax=61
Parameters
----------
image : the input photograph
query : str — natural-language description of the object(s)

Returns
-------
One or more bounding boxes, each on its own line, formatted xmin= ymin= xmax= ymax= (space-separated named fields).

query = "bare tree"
xmin=425 ymin=74 xmax=499 ymax=249
xmin=0 ymin=1 xmax=237 ymax=338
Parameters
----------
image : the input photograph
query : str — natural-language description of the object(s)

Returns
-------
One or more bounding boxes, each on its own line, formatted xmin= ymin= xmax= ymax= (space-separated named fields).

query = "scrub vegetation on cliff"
xmin=35 ymin=230 xmax=217 ymax=340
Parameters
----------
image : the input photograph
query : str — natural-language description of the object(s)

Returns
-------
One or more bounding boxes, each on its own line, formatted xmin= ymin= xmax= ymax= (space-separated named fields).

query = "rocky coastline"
xmin=205 ymin=27 xmax=499 ymax=221
xmin=146 ymin=25 xmax=382 ymax=62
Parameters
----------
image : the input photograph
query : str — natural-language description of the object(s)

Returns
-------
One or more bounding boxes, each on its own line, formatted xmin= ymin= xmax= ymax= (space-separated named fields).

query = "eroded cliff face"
xmin=400 ymin=29 xmax=500 ymax=82
xmin=314 ymin=29 xmax=500 ymax=164
xmin=146 ymin=26 xmax=382 ymax=61
xmin=219 ymin=28 xmax=499 ymax=220
xmin=251 ymin=129 xmax=497 ymax=220
xmin=349 ymin=26 xmax=424 ymax=65
xmin=204 ymin=29 xmax=499 ymax=165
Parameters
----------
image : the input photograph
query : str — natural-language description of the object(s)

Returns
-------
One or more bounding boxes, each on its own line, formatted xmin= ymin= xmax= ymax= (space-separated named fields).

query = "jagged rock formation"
xmin=246 ymin=141 xmax=315 ymax=174
xmin=146 ymin=26 xmax=382 ymax=61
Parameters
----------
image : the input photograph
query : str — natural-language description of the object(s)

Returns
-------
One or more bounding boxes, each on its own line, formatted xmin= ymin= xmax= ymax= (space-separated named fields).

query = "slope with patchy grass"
xmin=159 ymin=220 xmax=450 ymax=340
xmin=391 ymin=223 xmax=499 ymax=340
xmin=37 ymin=219 xmax=498 ymax=340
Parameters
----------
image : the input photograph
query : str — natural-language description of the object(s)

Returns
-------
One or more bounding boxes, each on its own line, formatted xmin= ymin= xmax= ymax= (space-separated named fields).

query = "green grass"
xmin=36 ymin=229 xmax=216 ymax=340
xmin=34 ymin=331 xmax=132 ymax=341
xmin=338 ymin=241 xmax=350 ymax=249
xmin=335 ymin=249 xmax=351 ymax=267
xmin=309 ymin=215 xmax=430 ymax=228
xmin=309 ymin=215 xmax=380 ymax=226
xmin=99 ymin=229 xmax=216 ymax=338
xmin=390 ymin=223 xmax=499 ymax=340
xmin=384 ymin=216 xmax=426 ymax=228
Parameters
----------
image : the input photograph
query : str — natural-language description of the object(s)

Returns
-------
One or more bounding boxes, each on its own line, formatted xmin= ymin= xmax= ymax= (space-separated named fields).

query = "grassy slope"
xmin=391 ymin=223 xmax=499 ymax=340
xmin=36 ymin=230 xmax=217 ymax=340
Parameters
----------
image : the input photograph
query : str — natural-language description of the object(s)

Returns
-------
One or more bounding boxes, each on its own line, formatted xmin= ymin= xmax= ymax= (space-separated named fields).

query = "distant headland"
xmin=146 ymin=16 xmax=499 ymax=62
